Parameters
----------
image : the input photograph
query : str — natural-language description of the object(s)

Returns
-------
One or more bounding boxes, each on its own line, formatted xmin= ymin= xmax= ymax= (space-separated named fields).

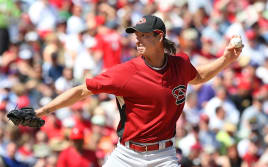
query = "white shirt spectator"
xmin=187 ymin=0 xmax=213 ymax=15
xmin=73 ymin=48 xmax=96 ymax=81
xmin=209 ymin=115 xmax=225 ymax=131
xmin=178 ymin=133 xmax=197 ymax=156
xmin=55 ymin=77 xmax=74 ymax=93
xmin=256 ymin=60 xmax=268 ymax=84
xmin=237 ymin=138 xmax=250 ymax=158
xmin=28 ymin=0 xmax=59 ymax=31
xmin=244 ymin=46 xmax=265 ymax=66
xmin=64 ymin=34 xmax=85 ymax=67
xmin=202 ymin=20 xmax=223 ymax=51
xmin=67 ymin=15 xmax=86 ymax=35
xmin=238 ymin=103 xmax=267 ymax=139
xmin=184 ymin=106 xmax=201 ymax=125
xmin=204 ymin=97 xmax=240 ymax=125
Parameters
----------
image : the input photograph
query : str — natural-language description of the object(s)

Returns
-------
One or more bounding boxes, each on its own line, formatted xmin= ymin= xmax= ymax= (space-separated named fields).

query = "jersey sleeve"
xmin=177 ymin=52 xmax=197 ymax=83
xmin=56 ymin=150 xmax=67 ymax=167
xmin=86 ymin=62 xmax=136 ymax=96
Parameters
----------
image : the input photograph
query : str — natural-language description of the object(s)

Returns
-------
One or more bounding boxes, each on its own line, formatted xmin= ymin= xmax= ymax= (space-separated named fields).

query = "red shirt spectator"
xmin=57 ymin=127 xmax=100 ymax=167
xmin=57 ymin=147 xmax=99 ymax=167
xmin=243 ymin=152 xmax=259 ymax=167
xmin=41 ymin=114 xmax=64 ymax=140
xmin=94 ymin=27 xmax=122 ymax=69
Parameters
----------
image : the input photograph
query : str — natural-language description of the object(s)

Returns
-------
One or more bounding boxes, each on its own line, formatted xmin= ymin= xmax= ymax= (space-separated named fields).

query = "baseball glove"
xmin=7 ymin=107 xmax=45 ymax=128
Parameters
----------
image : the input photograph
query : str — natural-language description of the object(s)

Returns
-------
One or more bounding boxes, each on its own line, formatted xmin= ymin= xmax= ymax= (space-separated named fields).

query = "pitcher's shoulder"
xmin=112 ymin=57 xmax=139 ymax=72
xmin=173 ymin=52 xmax=190 ymax=61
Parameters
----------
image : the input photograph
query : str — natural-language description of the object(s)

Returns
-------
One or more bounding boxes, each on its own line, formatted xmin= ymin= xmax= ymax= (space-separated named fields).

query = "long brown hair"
xmin=163 ymin=38 xmax=176 ymax=55
xmin=153 ymin=32 xmax=176 ymax=55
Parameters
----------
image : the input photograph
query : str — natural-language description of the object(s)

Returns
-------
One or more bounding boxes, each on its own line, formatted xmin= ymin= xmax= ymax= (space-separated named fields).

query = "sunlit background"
xmin=0 ymin=0 xmax=267 ymax=166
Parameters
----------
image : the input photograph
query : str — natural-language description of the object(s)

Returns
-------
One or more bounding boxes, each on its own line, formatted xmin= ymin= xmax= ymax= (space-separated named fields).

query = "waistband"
xmin=120 ymin=137 xmax=175 ymax=153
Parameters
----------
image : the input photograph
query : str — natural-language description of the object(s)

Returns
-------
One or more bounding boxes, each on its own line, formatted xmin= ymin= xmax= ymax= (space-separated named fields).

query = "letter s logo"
xmin=172 ymin=85 xmax=186 ymax=105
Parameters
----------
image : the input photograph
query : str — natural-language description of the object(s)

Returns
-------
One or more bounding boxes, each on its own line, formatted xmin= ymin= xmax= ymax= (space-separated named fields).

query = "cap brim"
xmin=125 ymin=27 xmax=137 ymax=33
xmin=126 ymin=25 xmax=154 ymax=34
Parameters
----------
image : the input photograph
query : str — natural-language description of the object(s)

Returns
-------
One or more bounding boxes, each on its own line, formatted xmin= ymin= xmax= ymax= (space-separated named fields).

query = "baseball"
xmin=230 ymin=37 xmax=243 ymax=48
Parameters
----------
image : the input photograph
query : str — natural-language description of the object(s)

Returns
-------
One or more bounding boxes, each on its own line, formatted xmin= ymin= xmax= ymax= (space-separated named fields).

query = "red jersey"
xmin=57 ymin=146 xmax=99 ymax=167
xmin=94 ymin=29 xmax=122 ymax=69
xmin=86 ymin=53 xmax=197 ymax=143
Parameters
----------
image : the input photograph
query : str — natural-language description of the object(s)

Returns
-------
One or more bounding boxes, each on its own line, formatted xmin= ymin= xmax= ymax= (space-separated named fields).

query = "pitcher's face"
xmin=135 ymin=32 xmax=160 ymax=56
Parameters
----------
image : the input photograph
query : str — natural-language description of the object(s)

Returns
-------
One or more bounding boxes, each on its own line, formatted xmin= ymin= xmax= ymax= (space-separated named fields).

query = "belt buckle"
xmin=138 ymin=143 xmax=148 ymax=152
xmin=144 ymin=144 xmax=148 ymax=152
xmin=132 ymin=142 xmax=148 ymax=152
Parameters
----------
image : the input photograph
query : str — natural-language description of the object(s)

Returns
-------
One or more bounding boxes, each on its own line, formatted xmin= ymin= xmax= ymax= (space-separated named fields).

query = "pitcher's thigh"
xmin=103 ymin=150 xmax=145 ymax=167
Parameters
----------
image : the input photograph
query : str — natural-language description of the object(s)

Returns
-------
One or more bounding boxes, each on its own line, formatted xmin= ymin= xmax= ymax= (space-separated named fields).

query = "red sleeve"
xmin=176 ymin=52 xmax=197 ymax=83
xmin=86 ymin=61 xmax=136 ymax=96
xmin=56 ymin=150 xmax=67 ymax=167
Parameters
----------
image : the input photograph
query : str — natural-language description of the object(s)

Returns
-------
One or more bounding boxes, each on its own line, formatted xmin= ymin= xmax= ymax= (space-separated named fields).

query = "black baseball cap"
xmin=125 ymin=15 xmax=166 ymax=36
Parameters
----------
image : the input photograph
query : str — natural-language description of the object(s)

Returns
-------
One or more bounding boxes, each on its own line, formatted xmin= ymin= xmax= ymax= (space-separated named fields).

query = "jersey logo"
xmin=172 ymin=85 xmax=186 ymax=105
xmin=136 ymin=18 xmax=146 ymax=24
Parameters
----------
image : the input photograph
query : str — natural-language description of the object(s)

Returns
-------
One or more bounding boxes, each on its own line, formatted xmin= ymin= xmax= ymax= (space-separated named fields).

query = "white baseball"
xmin=230 ymin=37 xmax=243 ymax=48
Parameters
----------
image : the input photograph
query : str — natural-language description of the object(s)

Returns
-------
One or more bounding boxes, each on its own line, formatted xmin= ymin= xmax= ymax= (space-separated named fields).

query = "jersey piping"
xmin=116 ymin=96 xmax=126 ymax=139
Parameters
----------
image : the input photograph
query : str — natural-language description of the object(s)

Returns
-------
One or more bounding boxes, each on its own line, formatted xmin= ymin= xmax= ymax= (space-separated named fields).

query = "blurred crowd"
xmin=0 ymin=0 xmax=267 ymax=166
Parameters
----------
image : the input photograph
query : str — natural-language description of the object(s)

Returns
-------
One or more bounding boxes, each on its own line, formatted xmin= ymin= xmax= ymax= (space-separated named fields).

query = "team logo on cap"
xmin=137 ymin=18 xmax=146 ymax=24
xmin=172 ymin=85 xmax=186 ymax=105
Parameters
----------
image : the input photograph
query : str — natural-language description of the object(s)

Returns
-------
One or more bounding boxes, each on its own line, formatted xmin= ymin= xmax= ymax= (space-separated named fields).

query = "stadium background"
xmin=0 ymin=0 xmax=268 ymax=166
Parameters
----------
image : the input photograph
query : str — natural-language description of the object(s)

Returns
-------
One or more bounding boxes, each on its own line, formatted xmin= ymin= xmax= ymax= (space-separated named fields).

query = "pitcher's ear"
xmin=153 ymin=30 xmax=164 ymax=41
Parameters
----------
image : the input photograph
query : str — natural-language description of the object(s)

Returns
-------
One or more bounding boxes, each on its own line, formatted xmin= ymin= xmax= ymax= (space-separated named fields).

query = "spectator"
xmin=0 ymin=142 xmax=29 ymax=167
xmin=199 ymin=114 xmax=220 ymax=150
xmin=57 ymin=127 xmax=100 ymax=167
xmin=93 ymin=18 xmax=123 ymax=70
xmin=229 ymin=74 xmax=253 ymax=112
xmin=47 ymin=52 xmax=64 ymax=82
xmin=42 ymin=33 xmax=62 ymax=81
xmin=73 ymin=36 xmax=97 ymax=81
xmin=200 ymin=150 xmax=219 ymax=167
xmin=28 ymin=0 xmax=59 ymax=35
xmin=245 ymin=29 xmax=264 ymax=66
xmin=33 ymin=131 xmax=51 ymax=158
xmin=0 ymin=0 xmax=20 ymax=55
xmin=256 ymin=57 xmax=268 ymax=84
xmin=193 ymin=83 xmax=216 ymax=110
xmin=180 ymin=142 xmax=202 ymax=167
xmin=202 ymin=16 xmax=223 ymax=51
xmin=204 ymin=85 xmax=240 ymax=126
xmin=54 ymin=67 xmax=76 ymax=94
xmin=16 ymin=134 xmax=36 ymax=166
xmin=227 ymin=144 xmax=242 ymax=167
xmin=0 ymin=42 xmax=20 ymax=74
xmin=0 ymin=0 xmax=267 ymax=166
xmin=216 ymin=122 xmax=238 ymax=155
xmin=239 ymin=95 xmax=267 ymax=139
xmin=257 ymin=148 xmax=268 ymax=167
xmin=64 ymin=24 xmax=87 ymax=67
xmin=66 ymin=4 xmax=86 ymax=35
xmin=209 ymin=105 xmax=227 ymax=132
xmin=242 ymin=137 xmax=260 ymax=167
xmin=0 ymin=126 xmax=8 ymax=156
xmin=41 ymin=113 xmax=64 ymax=140
xmin=183 ymin=92 xmax=200 ymax=124
xmin=178 ymin=125 xmax=200 ymax=157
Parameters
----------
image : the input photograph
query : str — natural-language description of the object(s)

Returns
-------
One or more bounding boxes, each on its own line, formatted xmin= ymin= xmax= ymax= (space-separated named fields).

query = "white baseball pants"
xmin=103 ymin=141 xmax=180 ymax=167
